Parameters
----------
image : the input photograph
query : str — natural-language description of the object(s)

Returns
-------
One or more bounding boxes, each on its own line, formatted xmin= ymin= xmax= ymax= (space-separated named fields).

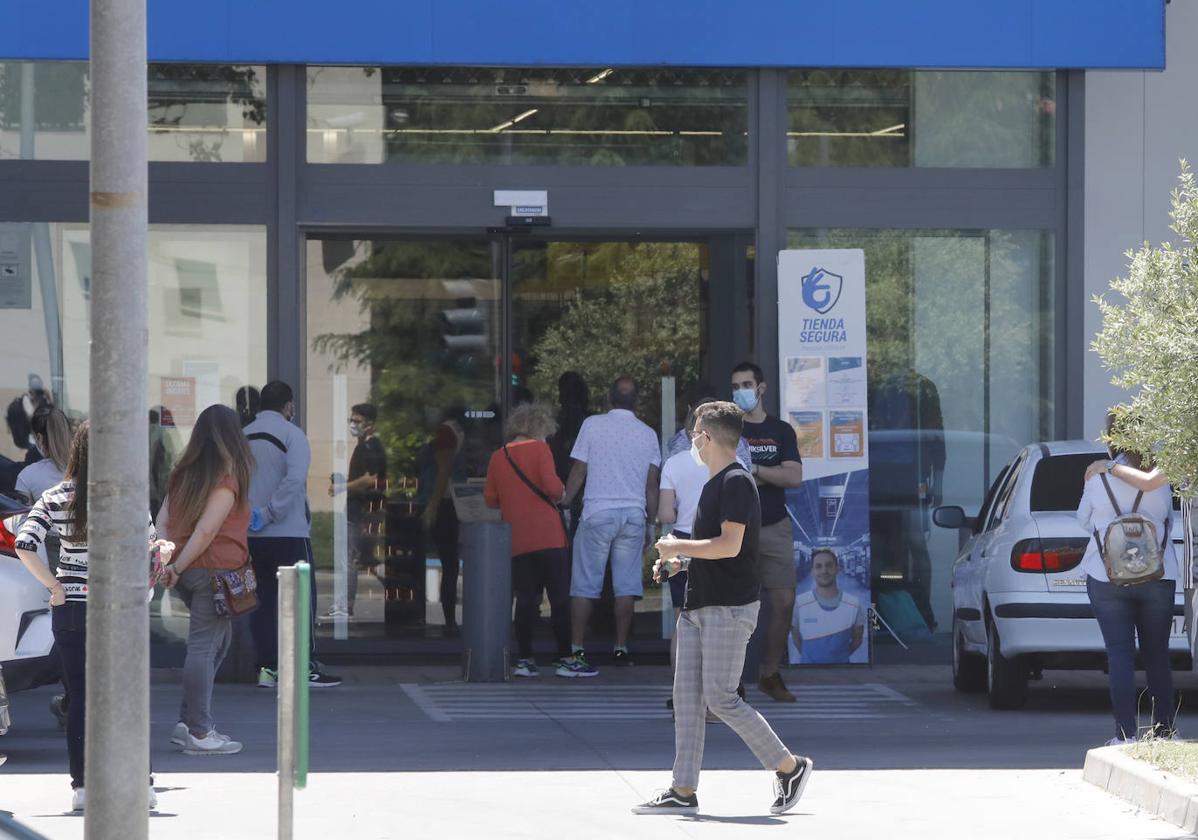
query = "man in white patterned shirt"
xmin=559 ymin=376 xmax=661 ymax=676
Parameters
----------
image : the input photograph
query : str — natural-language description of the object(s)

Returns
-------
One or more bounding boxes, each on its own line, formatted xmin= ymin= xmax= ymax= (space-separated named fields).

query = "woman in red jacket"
xmin=484 ymin=402 xmax=570 ymax=677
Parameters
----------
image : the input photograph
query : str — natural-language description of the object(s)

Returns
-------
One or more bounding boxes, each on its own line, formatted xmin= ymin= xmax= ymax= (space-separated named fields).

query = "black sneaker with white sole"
xmin=631 ymin=788 xmax=699 ymax=815
xmin=309 ymin=667 xmax=342 ymax=688
xmin=770 ymin=755 xmax=813 ymax=815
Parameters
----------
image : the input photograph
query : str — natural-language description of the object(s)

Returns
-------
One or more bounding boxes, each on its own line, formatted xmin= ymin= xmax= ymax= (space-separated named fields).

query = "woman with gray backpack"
xmin=1078 ymin=414 xmax=1178 ymax=746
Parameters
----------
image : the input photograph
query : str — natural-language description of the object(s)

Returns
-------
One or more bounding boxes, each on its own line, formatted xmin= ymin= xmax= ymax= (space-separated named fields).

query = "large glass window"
xmin=0 ymin=62 xmax=267 ymax=161
xmin=305 ymin=236 xmax=712 ymax=644
xmin=305 ymin=237 xmax=503 ymax=640
xmin=787 ymin=70 xmax=1056 ymax=168
xmin=0 ymin=223 xmax=267 ymax=644
xmin=788 ymin=228 xmax=1055 ymax=637
xmin=306 ymin=66 xmax=748 ymax=166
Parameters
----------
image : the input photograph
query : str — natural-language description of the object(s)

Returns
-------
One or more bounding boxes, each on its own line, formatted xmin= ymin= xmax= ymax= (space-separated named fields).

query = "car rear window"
xmin=1030 ymin=454 xmax=1098 ymax=512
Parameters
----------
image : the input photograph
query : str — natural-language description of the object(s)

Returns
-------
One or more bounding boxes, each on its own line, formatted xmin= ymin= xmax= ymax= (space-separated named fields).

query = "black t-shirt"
xmin=742 ymin=416 xmax=802 ymax=526
xmin=347 ymin=435 xmax=387 ymax=522
xmin=684 ymin=463 xmax=761 ymax=611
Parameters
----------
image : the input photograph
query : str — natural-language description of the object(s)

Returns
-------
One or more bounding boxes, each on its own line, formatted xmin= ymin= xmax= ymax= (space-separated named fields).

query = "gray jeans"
xmin=673 ymin=602 xmax=791 ymax=790
xmin=175 ymin=566 xmax=233 ymax=737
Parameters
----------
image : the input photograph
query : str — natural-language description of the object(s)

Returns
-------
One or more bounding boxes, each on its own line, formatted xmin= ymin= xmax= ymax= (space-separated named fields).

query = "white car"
xmin=934 ymin=440 xmax=1188 ymax=710
xmin=0 ymin=492 xmax=58 ymax=713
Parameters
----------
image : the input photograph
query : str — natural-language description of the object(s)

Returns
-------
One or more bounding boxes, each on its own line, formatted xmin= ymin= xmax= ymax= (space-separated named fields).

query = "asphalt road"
xmin=4 ymin=662 xmax=1198 ymax=775
xmin=4 ymin=663 xmax=1198 ymax=839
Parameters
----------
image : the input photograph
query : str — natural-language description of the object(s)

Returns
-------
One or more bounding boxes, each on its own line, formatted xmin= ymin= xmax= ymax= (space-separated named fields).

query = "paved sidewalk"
xmin=0 ymin=768 xmax=1187 ymax=840
xmin=4 ymin=664 xmax=1198 ymax=838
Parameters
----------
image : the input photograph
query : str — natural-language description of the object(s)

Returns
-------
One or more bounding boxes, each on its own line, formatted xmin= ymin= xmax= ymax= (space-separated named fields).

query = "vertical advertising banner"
xmin=778 ymin=250 xmax=871 ymax=666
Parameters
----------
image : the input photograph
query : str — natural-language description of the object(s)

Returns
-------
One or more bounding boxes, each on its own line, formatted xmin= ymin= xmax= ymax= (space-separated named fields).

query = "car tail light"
xmin=0 ymin=516 xmax=18 ymax=556
xmin=1011 ymin=538 xmax=1087 ymax=573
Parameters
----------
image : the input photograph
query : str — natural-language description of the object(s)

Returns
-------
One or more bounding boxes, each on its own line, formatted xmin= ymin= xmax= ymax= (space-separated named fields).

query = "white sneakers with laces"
xmin=70 ymin=785 xmax=157 ymax=812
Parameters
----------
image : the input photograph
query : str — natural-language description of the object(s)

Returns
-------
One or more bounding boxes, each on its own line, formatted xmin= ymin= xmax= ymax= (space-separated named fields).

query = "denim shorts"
xmin=570 ymin=507 xmax=646 ymax=599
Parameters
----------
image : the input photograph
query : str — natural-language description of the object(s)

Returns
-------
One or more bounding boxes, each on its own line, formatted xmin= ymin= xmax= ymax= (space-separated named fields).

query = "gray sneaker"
xmin=172 ymin=722 xmax=232 ymax=747
xmin=182 ymin=729 xmax=242 ymax=755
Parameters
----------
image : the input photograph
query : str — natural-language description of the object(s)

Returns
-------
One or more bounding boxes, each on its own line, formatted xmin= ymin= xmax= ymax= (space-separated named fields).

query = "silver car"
xmin=934 ymin=440 xmax=1187 ymax=710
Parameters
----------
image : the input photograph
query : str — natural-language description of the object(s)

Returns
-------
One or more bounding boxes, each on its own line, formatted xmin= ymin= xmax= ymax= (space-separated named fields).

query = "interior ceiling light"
xmin=585 ymin=68 xmax=614 ymax=84
xmin=489 ymin=108 xmax=539 ymax=132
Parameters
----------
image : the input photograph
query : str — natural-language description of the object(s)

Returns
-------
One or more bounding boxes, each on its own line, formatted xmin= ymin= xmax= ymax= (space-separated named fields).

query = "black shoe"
xmin=631 ymin=788 xmax=698 ymax=815
xmin=770 ymin=756 xmax=813 ymax=815
xmin=309 ymin=667 xmax=342 ymax=688
xmin=665 ymin=697 xmax=673 ymax=710
xmin=737 ymin=682 xmax=746 ymax=701
xmin=613 ymin=648 xmax=633 ymax=666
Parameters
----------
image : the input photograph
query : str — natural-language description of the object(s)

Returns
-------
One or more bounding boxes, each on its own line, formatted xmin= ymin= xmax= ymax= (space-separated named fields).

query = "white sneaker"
xmin=172 ymin=722 xmax=232 ymax=747
xmin=70 ymin=784 xmax=157 ymax=811
xmin=170 ymin=722 xmax=188 ymax=746
xmin=182 ymin=729 xmax=242 ymax=755
xmin=1105 ymin=736 xmax=1137 ymax=747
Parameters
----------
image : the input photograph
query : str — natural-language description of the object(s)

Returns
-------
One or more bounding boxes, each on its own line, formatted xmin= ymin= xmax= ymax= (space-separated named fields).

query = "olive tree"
xmin=1092 ymin=162 xmax=1198 ymax=490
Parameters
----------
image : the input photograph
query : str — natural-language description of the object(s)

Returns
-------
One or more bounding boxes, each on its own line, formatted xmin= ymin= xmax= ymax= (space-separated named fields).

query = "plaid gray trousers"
xmin=672 ymin=601 xmax=792 ymax=790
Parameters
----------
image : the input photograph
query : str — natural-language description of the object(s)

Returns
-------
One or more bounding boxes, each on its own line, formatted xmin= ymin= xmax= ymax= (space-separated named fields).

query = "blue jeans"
xmin=1087 ymin=576 xmax=1176 ymax=739
xmin=570 ymin=507 xmax=646 ymax=599
xmin=51 ymin=601 xmax=86 ymax=789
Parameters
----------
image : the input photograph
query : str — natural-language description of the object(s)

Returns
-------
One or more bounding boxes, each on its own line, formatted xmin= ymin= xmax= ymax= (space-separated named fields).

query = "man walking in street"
xmin=634 ymin=401 xmax=812 ymax=815
xmin=245 ymin=381 xmax=341 ymax=688
xmin=559 ymin=376 xmax=660 ymax=677
xmin=792 ymin=548 xmax=865 ymax=664
xmin=731 ymin=361 xmax=804 ymax=702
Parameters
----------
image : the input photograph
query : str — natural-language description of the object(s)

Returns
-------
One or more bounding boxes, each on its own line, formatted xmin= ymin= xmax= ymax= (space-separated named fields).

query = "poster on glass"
xmin=778 ymin=250 xmax=871 ymax=665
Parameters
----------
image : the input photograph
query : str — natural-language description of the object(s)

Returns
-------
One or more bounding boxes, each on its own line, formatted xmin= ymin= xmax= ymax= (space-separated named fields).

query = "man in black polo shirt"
xmin=632 ymin=401 xmax=812 ymax=816
xmin=731 ymin=361 xmax=804 ymax=702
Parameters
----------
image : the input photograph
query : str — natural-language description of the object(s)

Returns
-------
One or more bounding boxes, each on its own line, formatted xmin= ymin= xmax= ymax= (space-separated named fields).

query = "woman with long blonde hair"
xmin=157 ymin=403 xmax=254 ymax=755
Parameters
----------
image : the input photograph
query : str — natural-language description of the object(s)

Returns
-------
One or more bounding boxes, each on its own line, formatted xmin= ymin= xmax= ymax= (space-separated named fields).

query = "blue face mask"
xmin=733 ymin=387 xmax=759 ymax=413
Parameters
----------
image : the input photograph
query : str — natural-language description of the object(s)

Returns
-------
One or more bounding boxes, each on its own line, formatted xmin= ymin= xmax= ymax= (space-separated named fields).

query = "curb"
xmin=1084 ymin=744 xmax=1198 ymax=833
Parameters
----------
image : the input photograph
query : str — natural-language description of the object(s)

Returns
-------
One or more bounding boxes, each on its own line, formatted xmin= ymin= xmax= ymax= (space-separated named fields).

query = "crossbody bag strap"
xmin=503 ymin=445 xmax=560 ymax=512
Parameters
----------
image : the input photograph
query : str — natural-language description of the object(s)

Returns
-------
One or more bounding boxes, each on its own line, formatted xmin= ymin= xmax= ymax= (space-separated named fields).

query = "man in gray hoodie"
xmin=245 ymin=381 xmax=340 ymax=688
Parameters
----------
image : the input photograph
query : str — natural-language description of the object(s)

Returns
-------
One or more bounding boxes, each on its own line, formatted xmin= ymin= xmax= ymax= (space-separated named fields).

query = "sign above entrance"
xmin=494 ymin=190 xmax=548 ymax=218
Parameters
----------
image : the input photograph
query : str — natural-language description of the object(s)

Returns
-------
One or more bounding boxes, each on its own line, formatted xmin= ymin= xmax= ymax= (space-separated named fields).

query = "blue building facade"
xmin=0 ymin=2 xmax=1168 ymax=656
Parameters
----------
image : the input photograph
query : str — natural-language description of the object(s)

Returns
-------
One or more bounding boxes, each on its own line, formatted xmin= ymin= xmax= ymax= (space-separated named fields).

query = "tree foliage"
xmin=526 ymin=242 xmax=701 ymax=421
xmin=1092 ymin=162 xmax=1198 ymax=491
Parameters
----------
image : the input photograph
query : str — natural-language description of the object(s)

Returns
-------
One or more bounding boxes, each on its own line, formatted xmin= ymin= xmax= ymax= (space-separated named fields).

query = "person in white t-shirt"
xmin=559 ymin=376 xmax=661 ymax=676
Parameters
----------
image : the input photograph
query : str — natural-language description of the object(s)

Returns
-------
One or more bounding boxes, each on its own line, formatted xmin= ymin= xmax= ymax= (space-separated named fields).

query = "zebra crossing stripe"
xmin=399 ymin=682 xmax=919 ymax=722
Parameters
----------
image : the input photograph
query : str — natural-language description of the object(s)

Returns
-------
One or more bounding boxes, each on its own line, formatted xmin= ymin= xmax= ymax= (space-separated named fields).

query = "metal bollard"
xmin=461 ymin=521 xmax=512 ymax=682
xmin=277 ymin=563 xmax=310 ymax=840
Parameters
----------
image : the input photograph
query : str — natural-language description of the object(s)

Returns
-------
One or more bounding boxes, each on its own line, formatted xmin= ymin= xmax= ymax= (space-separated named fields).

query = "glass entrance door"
xmin=304 ymin=233 xmax=742 ymax=647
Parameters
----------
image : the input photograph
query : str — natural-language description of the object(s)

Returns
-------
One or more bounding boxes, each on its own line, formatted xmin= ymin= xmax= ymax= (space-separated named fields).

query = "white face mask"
xmin=689 ymin=433 xmax=707 ymax=467
xmin=349 ymin=422 xmax=363 ymax=438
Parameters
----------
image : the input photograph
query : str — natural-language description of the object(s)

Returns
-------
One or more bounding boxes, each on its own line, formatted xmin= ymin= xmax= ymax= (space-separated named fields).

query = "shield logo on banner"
xmin=801 ymin=266 xmax=843 ymax=315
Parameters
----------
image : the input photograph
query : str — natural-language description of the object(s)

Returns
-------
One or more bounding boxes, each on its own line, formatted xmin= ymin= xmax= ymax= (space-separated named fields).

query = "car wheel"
xmin=986 ymin=618 xmax=1028 ymax=710
xmin=952 ymin=617 xmax=986 ymax=693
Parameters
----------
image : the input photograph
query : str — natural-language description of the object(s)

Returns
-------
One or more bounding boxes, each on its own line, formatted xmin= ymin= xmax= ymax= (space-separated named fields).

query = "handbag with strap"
xmin=210 ymin=561 xmax=259 ymax=617
xmin=502 ymin=444 xmax=569 ymax=542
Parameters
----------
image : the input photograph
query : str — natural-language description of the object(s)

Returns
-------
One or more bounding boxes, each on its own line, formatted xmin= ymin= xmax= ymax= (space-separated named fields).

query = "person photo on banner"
xmin=791 ymin=548 xmax=865 ymax=664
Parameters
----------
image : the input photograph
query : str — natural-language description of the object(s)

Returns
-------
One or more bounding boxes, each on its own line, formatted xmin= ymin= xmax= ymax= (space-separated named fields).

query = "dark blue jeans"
xmin=248 ymin=537 xmax=317 ymax=671
xmin=1087 ymin=576 xmax=1176 ymax=739
xmin=51 ymin=601 xmax=86 ymax=789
